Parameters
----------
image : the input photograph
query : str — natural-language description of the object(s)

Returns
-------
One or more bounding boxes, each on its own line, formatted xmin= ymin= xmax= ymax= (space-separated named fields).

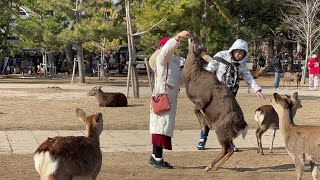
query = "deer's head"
xmin=76 ymin=108 xmax=103 ymax=138
xmin=87 ymin=86 xmax=102 ymax=96
xmin=271 ymin=92 xmax=301 ymax=115
xmin=188 ymin=34 xmax=207 ymax=58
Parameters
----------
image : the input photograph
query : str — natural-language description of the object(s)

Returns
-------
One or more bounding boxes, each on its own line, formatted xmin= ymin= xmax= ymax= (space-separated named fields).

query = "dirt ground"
xmin=0 ymin=74 xmax=319 ymax=179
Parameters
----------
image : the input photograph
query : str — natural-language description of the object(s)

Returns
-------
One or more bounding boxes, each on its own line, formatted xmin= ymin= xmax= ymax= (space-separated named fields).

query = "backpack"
xmin=212 ymin=56 xmax=240 ymax=96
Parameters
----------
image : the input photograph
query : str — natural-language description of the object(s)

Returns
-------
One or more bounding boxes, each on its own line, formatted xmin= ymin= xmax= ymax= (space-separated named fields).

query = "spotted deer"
xmin=255 ymin=94 xmax=302 ymax=155
xmin=34 ymin=108 xmax=103 ymax=180
xmin=271 ymin=92 xmax=320 ymax=180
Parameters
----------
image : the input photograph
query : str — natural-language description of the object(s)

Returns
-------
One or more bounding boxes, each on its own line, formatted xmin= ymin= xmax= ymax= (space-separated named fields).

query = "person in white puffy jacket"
xmin=196 ymin=39 xmax=266 ymax=150
xmin=148 ymin=30 xmax=189 ymax=169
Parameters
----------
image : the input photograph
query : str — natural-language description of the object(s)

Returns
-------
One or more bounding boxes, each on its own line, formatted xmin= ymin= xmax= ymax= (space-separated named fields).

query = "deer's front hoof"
xmin=205 ymin=165 xmax=212 ymax=172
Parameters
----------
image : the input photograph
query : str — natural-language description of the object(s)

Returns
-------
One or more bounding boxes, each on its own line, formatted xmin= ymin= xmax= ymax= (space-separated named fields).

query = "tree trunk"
xmin=64 ymin=44 xmax=73 ymax=67
xmin=100 ymin=38 xmax=107 ymax=81
xmin=43 ymin=52 xmax=48 ymax=77
xmin=47 ymin=52 xmax=55 ymax=76
xmin=77 ymin=43 xmax=85 ymax=83
xmin=125 ymin=0 xmax=139 ymax=98
xmin=302 ymin=39 xmax=309 ymax=84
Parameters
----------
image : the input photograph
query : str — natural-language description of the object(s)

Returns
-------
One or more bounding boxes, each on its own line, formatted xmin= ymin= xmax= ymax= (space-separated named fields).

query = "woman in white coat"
xmin=149 ymin=30 xmax=189 ymax=169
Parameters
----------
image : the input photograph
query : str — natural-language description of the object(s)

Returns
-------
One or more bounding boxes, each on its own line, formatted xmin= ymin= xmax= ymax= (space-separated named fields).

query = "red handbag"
xmin=151 ymin=63 xmax=171 ymax=115
xmin=151 ymin=93 xmax=170 ymax=115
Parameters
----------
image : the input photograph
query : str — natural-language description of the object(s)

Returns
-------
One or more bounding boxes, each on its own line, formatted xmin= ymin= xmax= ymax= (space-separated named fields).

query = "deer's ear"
xmin=95 ymin=113 xmax=103 ymax=124
xmin=292 ymin=92 xmax=299 ymax=100
xmin=98 ymin=86 xmax=102 ymax=90
xmin=274 ymin=93 xmax=283 ymax=103
xmin=76 ymin=108 xmax=86 ymax=122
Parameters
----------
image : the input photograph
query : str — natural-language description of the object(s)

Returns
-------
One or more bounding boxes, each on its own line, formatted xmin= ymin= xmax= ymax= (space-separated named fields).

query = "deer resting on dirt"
xmin=88 ymin=86 xmax=128 ymax=107
xmin=255 ymin=94 xmax=302 ymax=155
xmin=34 ymin=108 xmax=103 ymax=179
xmin=271 ymin=92 xmax=320 ymax=180
xmin=184 ymin=35 xmax=248 ymax=171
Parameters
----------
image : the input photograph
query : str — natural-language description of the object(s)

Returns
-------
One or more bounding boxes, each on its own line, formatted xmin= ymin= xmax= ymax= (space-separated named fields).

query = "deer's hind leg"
xmin=310 ymin=161 xmax=319 ymax=180
xmin=213 ymin=143 xmax=234 ymax=171
xmin=256 ymin=126 xmax=267 ymax=155
xmin=205 ymin=140 xmax=233 ymax=172
xmin=269 ymin=129 xmax=277 ymax=153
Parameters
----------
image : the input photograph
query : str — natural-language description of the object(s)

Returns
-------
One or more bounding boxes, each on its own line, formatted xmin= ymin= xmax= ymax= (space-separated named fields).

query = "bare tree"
xmin=282 ymin=0 xmax=320 ymax=84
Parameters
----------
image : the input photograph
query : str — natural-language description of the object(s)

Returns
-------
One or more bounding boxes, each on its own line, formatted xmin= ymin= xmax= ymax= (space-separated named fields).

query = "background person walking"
xmin=271 ymin=54 xmax=283 ymax=90
xmin=308 ymin=54 xmax=320 ymax=90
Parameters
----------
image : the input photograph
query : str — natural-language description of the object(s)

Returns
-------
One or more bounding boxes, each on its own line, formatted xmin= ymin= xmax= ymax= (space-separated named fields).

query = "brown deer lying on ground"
xmin=282 ymin=72 xmax=302 ymax=89
xmin=184 ymin=35 xmax=248 ymax=171
xmin=34 ymin=108 xmax=103 ymax=179
xmin=88 ymin=86 xmax=128 ymax=107
xmin=271 ymin=92 xmax=320 ymax=180
xmin=255 ymin=94 xmax=302 ymax=155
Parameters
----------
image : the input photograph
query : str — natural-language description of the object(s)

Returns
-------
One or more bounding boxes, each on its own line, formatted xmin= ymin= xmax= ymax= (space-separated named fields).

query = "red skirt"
xmin=152 ymin=134 xmax=172 ymax=150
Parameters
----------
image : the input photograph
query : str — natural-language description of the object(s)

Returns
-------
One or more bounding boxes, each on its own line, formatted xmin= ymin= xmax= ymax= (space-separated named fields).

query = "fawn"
xmin=271 ymin=92 xmax=320 ymax=180
xmin=34 ymin=108 xmax=103 ymax=180
xmin=255 ymin=94 xmax=302 ymax=155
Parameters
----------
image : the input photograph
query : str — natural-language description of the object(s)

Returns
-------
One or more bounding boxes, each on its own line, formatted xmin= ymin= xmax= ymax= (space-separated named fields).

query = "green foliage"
xmin=131 ymin=0 xmax=234 ymax=55
xmin=227 ymin=0 xmax=284 ymax=41
xmin=10 ymin=0 xmax=125 ymax=54
xmin=0 ymin=0 xmax=22 ymax=53
xmin=2 ymin=0 xmax=287 ymax=60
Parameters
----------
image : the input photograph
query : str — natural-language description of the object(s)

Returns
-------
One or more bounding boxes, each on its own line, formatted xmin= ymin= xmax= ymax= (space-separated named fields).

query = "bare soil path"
xmin=0 ymin=75 xmax=319 ymax=179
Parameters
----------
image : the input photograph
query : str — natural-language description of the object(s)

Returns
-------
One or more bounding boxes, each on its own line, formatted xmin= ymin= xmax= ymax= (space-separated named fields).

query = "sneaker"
xmin=197 ymin=139 xmax=206 ymax=150
xmin=148 ymin=156 xmax=155 ymax=165
xmin=233 ymin=146 xmax=239 ymax=152
xmin=309 ymin=87 xmax=314 ymax=90
xmin=149 ymin=156 xmax=173 ymax=169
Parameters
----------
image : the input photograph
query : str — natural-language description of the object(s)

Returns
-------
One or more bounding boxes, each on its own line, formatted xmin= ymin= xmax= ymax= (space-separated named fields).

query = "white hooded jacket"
xmin=205 ymin=39 xmax=261 ymax=93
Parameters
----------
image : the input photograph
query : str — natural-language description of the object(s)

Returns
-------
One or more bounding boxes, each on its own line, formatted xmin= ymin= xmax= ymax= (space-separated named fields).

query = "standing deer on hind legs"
xmin=183 ymin=35 xmax=248 ymax=171
xmin=255 ymin=93 xmax=302 ymax=155
xmin=271 ymin=92 xmax=320 ymax=180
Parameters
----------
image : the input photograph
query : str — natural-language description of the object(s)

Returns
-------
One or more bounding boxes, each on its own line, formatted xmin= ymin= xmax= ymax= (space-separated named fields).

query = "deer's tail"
xmin=242 ymin=124 xmax=249 ymax=139
xmin=34 ymin=151 xmax=59 ymax=179
xmin=254 ymin=110 xmax=264 ymax=125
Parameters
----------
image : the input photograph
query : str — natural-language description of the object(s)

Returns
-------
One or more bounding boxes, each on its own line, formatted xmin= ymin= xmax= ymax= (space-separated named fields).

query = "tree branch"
xmin=132 ymin=18 xmax=165 ymax=36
